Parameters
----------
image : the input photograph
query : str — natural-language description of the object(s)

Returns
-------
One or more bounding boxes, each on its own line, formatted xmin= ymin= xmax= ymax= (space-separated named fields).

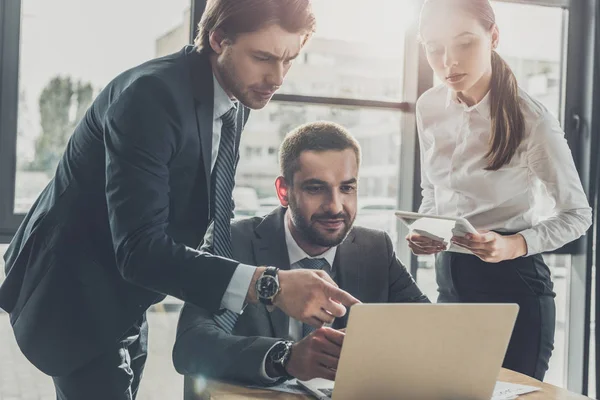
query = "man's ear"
xmin=209 ymin=29 xmax=229 ymax=54
xmin=275 ymin=176 xmax=290 ymax=207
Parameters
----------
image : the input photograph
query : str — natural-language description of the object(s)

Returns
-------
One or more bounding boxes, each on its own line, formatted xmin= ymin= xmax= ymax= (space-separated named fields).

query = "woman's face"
xmin=420 ymin=8 xmax=498 ymax=94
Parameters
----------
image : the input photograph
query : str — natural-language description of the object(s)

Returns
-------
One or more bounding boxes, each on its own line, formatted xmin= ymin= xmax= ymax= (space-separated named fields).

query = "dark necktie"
xmin=298 ymin=258 xmax=329 ymax=338
xmin=212 ymin=107 xmax=240 ymax=333
xmin=211 ymin=106 xmax=237 ymax=258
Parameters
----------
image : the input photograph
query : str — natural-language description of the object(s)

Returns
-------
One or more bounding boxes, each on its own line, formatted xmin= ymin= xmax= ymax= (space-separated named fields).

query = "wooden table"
xmin=189 ymin=369 xmax=591 ymax=400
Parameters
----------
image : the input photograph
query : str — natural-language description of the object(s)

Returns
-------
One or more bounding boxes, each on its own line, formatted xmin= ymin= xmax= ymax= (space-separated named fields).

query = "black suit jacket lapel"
xmin=253 ymin=207 xmax=291 ymax=339
xmin=332 ymin=229 xmax=361 ymax=330
xmin=186 ymin=48 xmax=214 ymax=211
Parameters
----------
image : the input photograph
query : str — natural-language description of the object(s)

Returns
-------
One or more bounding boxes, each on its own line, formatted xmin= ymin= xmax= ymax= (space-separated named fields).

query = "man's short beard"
xmin=288 ymin=196 xmax=353 ymax=248
xmin=215 ymin=49 xmax=246 ymax=103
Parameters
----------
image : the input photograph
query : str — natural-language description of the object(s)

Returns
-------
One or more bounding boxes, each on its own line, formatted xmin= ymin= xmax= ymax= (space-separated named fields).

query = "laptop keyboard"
xmin=319 ymin=388 xmax=334 ymax=397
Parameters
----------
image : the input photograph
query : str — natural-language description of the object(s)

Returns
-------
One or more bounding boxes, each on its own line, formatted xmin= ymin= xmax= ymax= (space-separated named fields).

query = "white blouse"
xmin=416 ymin=85 xmax=592 ymax=256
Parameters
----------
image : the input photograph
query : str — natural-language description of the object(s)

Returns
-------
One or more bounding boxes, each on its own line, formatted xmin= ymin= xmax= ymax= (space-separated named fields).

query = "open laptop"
xmin=298 ymin=303 xmax=519 ymax=400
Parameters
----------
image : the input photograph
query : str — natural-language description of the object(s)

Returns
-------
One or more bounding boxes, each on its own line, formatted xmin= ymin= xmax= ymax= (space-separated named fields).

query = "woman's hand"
xmin=451 ymin=232 xmax=528 ymax=263
xmin=406 ymin=232 xmax=446 ymax=255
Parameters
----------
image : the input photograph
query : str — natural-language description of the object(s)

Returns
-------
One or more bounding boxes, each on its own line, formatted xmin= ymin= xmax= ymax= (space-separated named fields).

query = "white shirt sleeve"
xmin=519 ymin=113 xmax=592 ymax=255
xmin=416 ymin=107 xmax=437 ymax=215
xmin=220 ymin=263 xmax=256 ymax=313
xmin=259 ymin=343 xmax=281 ymax=383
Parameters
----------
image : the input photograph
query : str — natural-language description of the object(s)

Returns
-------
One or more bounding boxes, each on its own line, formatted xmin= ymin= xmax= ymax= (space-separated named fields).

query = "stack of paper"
xmin=492 ymin=381 xmax=541 ymax=399
xmin=249 ymin=379 xmax=541 ymax=399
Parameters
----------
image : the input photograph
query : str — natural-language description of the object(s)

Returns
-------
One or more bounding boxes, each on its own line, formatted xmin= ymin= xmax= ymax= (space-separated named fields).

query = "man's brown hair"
xmin=195 ymin=0 xmax=316 ymax=53
xmin=279 ymin=121 xmax=361 ymax=184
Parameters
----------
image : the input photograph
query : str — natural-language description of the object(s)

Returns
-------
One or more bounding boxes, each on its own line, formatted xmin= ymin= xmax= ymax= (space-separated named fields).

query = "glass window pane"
xmin=237 ymin=102 xmax=402 ymax=243
xmin=492 ymin=2 xmax=565 ymax=119
xmin=492 ymin=2 xmax=567 ymax=388
xmin=541 ymin=254 xmax=570 ymax=387
xmin=14 ymin=0 xmax=191 ymax=214
xmin=278 ymin=0 xmax=417 ymax=101
xmin=431 ymin=3 xmax=565 ymax=120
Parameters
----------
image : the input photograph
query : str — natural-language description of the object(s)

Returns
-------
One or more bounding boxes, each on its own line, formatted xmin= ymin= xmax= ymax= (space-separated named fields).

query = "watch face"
xmin=270 ymin=342 xmax=288 ymax=363
xmin=258 ymin=275 xmax=278 ymax=298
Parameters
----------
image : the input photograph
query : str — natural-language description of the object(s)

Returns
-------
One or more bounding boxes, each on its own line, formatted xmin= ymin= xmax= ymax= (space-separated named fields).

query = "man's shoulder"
xmin=231 ymin=216 xmax=264 ymax=236
xmin=349 ymin=225 xmax=390 ymax=240
xmin=99 ymin=47 xmax=192 ymax=107
xmin=346 ymin=225 xmax=392 ymax=252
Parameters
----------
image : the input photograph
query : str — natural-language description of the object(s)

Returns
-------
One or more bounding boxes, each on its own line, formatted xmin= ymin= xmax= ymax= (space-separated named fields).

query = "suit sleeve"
xmin=173 ymin=303 xmax=282 ymax=385
xmin=103 ymin=76 xmax=238 ymax=312
xmin=384 ymin=232 xmax=430 ymax=303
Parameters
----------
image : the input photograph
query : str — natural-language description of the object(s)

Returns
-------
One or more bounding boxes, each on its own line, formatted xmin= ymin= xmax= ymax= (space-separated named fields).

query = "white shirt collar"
xmin=445 ymin=88 xmax=491 ymax=120
xmin=212 ymin=73 xmax=237 ymax=120
xmin=283 ymin=209 xmax=337 ymax=268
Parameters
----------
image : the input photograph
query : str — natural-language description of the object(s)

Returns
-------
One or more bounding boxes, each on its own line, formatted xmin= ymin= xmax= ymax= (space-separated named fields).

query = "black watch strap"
xmin=258 ymin=267 xmax=280 ymax=306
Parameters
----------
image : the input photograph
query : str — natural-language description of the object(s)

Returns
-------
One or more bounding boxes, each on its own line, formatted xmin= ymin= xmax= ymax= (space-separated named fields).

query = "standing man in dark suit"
xmin=173 ymin=122 xmax=429 ymax=386
xmin=0 ymin=2 xmax=359 ymax=399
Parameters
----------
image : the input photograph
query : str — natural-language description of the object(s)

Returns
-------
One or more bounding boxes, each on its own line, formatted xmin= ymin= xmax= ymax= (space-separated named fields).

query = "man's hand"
xmin=451 ymin=232 xmax=527 ymax=263
xmin=285 ymin=327 xmax=345 ymax=381
xmin=274 ymin=269 xmax=360 ymax=327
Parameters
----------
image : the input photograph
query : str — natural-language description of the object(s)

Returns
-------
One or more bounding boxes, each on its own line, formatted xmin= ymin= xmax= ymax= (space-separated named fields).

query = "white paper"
xmin=249 ymin=379 xmax=539 ymax=398
xmin=247 ymin=379 xmax=307 ymax=395
xmin=492 ymin=381 xmax=541 ymax=399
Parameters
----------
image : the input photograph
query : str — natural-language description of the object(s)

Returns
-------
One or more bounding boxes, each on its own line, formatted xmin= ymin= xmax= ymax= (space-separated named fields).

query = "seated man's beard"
xmin=289 ymin=203 xmax=353 ymax=248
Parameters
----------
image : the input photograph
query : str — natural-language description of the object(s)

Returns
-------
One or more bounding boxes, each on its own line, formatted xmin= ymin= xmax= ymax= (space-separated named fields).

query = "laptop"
xmin=298 ymin=303 xmax=519 ymax=400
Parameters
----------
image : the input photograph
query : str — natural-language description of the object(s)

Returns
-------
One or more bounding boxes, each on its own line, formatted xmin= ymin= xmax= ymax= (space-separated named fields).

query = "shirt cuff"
xmin=220 ymin=263 xmax=256 ymax=313
xmin=259 ymin=343 xmax=281 ymax=383
xmin=518 ymin=229 xmax=539 ymax=257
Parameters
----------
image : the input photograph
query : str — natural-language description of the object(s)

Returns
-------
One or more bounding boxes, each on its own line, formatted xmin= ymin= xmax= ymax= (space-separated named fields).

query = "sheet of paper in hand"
xmin=395 ymin=210 xmax=478 ymax=254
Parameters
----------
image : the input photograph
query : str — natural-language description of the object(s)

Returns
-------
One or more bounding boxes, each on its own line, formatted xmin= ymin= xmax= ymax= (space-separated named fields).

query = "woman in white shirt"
xmin=409 ymin=0 xmax=592 ymax=381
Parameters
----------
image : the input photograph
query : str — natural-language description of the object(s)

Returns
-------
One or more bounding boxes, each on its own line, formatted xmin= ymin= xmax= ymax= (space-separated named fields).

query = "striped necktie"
xmin=212 ymin=107 xmax=240 ymax=333
xmin=298 ymin=258 xmax=329 ymax=338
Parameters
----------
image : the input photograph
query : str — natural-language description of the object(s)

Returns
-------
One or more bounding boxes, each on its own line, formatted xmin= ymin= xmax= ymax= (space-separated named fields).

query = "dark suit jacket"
xmin=0 ymin=46 xmax=249 ymax=377
xmin=173 ymin=207 xmax=429 ymax=385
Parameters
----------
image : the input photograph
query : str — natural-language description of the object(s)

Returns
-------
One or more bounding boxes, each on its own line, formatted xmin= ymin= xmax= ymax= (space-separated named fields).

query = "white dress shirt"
xmin=260 ymin=209 xmax=338 ymax=381
xmin=416 ymin=85 xmax=592 ymax=256
xmin=211 ymin=74 xmax=256 ymax=313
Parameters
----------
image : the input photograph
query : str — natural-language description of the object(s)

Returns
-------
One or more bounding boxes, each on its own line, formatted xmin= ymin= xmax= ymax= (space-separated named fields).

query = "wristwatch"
xmin=267 ymin=340 xmax=294 ymax=379
xmin=255 ymin=267 xmax=281 ymax=307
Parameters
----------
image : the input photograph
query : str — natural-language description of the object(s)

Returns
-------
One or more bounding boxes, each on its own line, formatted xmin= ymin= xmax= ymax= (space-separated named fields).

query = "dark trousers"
xmin=436 ymin=252 xmax=555 ymax=381
xmin=53 ymin=314 xmax=148 ymax=400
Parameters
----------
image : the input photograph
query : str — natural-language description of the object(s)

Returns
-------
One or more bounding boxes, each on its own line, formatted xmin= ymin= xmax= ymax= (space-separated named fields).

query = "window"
xmin=13 ymin=0 xmax=192 ymax=214
xmin=1 ymin=1 xmax=193 ymax=399
xmin=492 ymin=2 xmax=565 ymax=120
xmin=239 ymin=103 xmax=402 ymax=207
xmin=276 ymin=0 xmax=416 ymax=101
xmin=227 ymin=0 xmax=416 ymax=229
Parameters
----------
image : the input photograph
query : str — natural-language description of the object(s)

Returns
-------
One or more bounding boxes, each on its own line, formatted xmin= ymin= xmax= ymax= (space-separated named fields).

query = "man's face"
xmin=282 ymin=149 xmax=359 ymax=248
xmin=211 ymin=23 xmax=306 ymax=110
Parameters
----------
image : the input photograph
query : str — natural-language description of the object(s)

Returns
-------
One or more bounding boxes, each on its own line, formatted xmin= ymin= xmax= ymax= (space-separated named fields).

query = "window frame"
xmin=1 ymin=0 xmax=598 ymax=395
xmin=0 ymin=0 xmax=23 ymax=243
